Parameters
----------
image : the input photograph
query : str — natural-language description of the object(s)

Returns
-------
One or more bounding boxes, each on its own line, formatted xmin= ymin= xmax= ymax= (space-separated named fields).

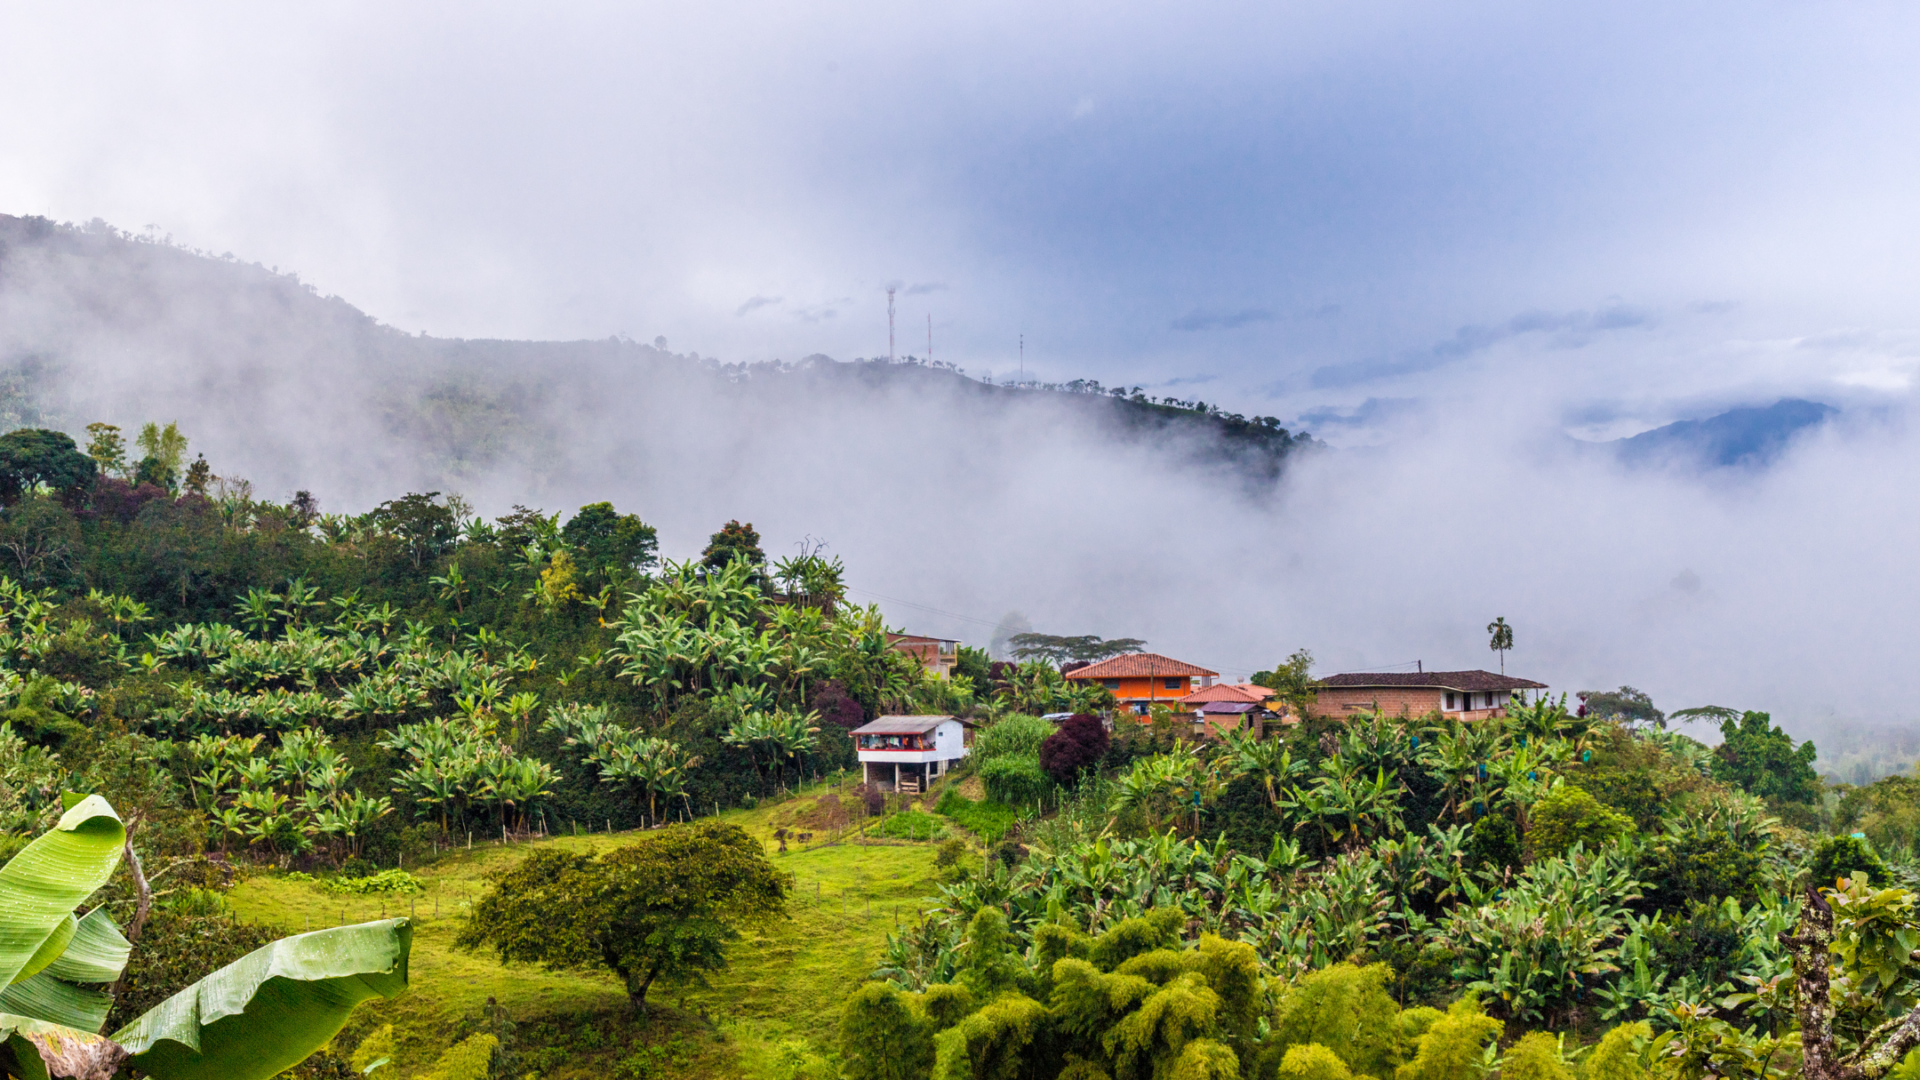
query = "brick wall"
xmin=1312 ymin=686 xmax=1512 ymax=721
xmin=1314 ymin=687 xmax=1442 ymax=718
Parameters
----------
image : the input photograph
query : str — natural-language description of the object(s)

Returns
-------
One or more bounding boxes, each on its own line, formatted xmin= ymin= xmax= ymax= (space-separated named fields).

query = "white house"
xmin=850 ymin=715 xmax=971 ymax=793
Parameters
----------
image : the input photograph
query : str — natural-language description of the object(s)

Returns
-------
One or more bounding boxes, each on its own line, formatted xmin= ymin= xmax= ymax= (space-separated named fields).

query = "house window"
xmin=1445 ymin=692 xmax=1456 ymax=710
xmin=1164 ymin=678 xmax=1181 ymax=690
xmin=1103 ymin=679 xmax=1120 ymax=690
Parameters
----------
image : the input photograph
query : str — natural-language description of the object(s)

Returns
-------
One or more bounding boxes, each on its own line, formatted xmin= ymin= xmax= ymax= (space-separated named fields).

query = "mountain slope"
xmin=1613 ymin=398 xmax=1836 ymax=468
xmin=0 ymin=214 xmax=1311 ymax=508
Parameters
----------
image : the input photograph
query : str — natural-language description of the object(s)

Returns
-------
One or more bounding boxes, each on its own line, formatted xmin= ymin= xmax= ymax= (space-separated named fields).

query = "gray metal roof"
xmin=850 ymin=715 xmax=959 ymax=735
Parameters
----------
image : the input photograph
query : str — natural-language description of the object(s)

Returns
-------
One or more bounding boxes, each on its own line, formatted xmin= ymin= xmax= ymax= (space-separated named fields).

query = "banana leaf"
xmin=43 ymin=908 xmax=131 ymax=984
xmin=113 ymin=918 xmax=412 ymax=1080
xmin=0 ymin=1010 xmax=127 ymax=1080
xmin=0 ymin=796 xmax=124 ymax=989
xmin=0 ymin=910 xmax=129 ymax=1033
xmin=0 ymin=973 xmax=112 ymax=1032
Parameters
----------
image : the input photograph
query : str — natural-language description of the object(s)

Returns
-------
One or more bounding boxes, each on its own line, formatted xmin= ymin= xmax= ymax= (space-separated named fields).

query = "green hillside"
xmin=0 ymin=416 xmax=1912 ymax=1080
xmin=225 ymin=791 xmax=943 ymax=1080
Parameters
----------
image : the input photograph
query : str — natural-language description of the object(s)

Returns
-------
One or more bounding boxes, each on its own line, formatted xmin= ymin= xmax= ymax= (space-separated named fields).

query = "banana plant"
xmin=0 ymin=793 xmax=410 ymax=1080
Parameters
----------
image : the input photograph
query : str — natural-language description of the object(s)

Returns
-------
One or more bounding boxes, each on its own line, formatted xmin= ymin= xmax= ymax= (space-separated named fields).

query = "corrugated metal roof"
xmin=849 ymin=715 xmax=959 ymax=734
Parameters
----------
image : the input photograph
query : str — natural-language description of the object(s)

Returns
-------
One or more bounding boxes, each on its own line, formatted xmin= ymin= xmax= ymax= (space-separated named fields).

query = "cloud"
xmin=904 ymin=282 xmax=946 ymax=296
xmin=1296 ymin=397 xmax=1419 ymax=428
xmin=792 ymin=299 xmax=851 ymax=323
xmin=734 ymin=295 xmax=783 ymax=317
xmin=1171 ymin=307 xmax=1274 ymax=332
xmin=1311 ymin=304 xmax=1656 ymax=389
xmin=1160 ymin=374 xmax=1218 ymax=388
xmin=3 ymin=220 xmax=1919 ymax=738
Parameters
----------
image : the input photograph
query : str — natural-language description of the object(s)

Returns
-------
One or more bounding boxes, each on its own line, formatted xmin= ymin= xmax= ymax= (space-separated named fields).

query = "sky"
xmin=3 ymin=0 xmax=1919 ymax=736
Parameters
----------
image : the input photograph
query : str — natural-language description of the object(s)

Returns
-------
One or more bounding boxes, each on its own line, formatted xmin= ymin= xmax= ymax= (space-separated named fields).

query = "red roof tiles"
xmin=1064 ymin=653 xmax=1220 ymax=679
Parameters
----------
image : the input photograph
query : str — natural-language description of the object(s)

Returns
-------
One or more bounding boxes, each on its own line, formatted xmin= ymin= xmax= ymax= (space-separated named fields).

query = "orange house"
xmin=1065 ymin=653 xmax=1219 ymax=714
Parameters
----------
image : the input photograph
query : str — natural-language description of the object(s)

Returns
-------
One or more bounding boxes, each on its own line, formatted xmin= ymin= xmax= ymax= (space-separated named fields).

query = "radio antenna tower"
xmin=1019 ymin=334 xmax=1024 ymax=382
xmin=887 ymin=287 xmax=896 ymax=362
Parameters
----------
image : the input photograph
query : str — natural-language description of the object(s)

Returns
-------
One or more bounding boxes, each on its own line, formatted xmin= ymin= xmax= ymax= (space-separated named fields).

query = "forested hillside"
xmin=0 ymin=417 xmax=1917 ymax=1080
xmin=0 ymin=215 xmax=1313 ymax=511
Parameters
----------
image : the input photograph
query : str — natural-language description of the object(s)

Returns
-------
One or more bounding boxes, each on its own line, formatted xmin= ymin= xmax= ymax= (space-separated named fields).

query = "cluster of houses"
xmin=852 ymin=637 xmax=1546 ymax=792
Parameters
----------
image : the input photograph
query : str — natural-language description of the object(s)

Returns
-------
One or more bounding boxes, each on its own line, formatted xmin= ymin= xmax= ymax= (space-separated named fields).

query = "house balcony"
xmin=855 ymin=748 xmax=966 ymax=765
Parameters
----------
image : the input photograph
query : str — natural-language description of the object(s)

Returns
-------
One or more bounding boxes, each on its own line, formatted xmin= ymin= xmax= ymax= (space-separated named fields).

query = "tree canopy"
xmin=457 ymin=822 xmax=787 ymax=1012
xmin=1710 ymin=710 xmax=1819 ymax=804
xmin=562 ymin=502 xmax=658 ymax=579
xmin=702 ymin=519 xmax=766 ymax=574
xmin=1006 ymin=633 xmax=1147 ymax=666
xmin=0 ymin=428 xmax=96 ymax=506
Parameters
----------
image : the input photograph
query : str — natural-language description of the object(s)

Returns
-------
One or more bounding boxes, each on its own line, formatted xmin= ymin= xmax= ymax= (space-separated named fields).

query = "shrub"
xmin=936 ymin=789 xmax=1019 ymax=842
xmin=934 ymin=837 xmax=969 ymax=869
xmin=1810 ymin=833 xmax=1888 ymax=888
xmin=1271 ymin=963 xmax=1402 ymax=1077
xmin=1526 ymin=785 xmax=1634 ymax=859
xmin=1394 ymin=996 xmax=1501 ymax=1080
xmin=1465 ymin=813 xmax=1520 ymax=873
xmin=1499 ymin=1032 xmax=1572 ymax=1080
xmin=1039 ymin=714 xmax=1109 ymax=785
xmin=323 ymin=868 xmax=424 ymax=895
xmin=1277 ymin=1045 xmax=1353 ymax=1080
xmin=1641 ymin=821 xmax=1766 ymax=913
xmin=1200 ymin=774 xmax=1286 ymax=855
xmin=972 ymin=714 xmax=1055 ymax=764
xmin=812 ymin=679 xmax=866 ymax=731
xmin=979 ymin=754 xmax=1051 ymax=805
xmin=421 ymin=1033 xmax=499 ymax=1080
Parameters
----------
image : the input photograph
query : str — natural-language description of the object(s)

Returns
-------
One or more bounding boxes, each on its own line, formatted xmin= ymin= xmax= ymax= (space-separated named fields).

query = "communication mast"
xmin=887 ymin=287 xmax=896 ymax=362
xmin=1019 ymin=334 xmax=1024 ymax=383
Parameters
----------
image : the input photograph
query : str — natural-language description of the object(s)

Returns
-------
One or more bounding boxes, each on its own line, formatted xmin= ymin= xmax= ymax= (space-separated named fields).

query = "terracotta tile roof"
xmin=1319 ymin=670 xmax=1546 ymax=692
xmin=1178 ymin=683 xmax=1275 ymax=705
xmin=1064 ymin=653 xmax=1220 ymax=679
xmin=1198 ymin=701 xmax=1259 ymax=714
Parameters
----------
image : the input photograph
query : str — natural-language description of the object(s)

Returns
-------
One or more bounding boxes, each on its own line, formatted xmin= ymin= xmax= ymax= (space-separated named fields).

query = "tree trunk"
xmin=122 ymin=836 xmax=153 ymax=944
xmin=1786 ymin=884 xmax=1852 ymax=1080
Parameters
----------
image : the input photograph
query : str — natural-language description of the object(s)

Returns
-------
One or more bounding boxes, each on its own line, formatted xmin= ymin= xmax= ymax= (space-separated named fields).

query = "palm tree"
xmin=1487 ymin=616 xmax=1514 ymax=674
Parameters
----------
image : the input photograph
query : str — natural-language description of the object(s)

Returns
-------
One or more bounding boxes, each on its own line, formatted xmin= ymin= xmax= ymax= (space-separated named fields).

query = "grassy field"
xmin=226 ymin=787 xmax=950 ymax=1080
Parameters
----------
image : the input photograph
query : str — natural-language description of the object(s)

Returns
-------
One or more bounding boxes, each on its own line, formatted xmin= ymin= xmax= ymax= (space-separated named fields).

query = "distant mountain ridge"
xmin=0 ymin=214 xmax=1312 ymax=506
xmin=1613 ymin=398 xmax=1836 ymax=468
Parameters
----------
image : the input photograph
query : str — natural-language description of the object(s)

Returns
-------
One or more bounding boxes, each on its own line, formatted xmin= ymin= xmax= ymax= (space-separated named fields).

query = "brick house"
xmin=886 ymin=633 xmax=961 ymax=679
xmin=1065 ymin=653 xmax=1219 ymax=714
xmin=1313 ymin=670 xmax=1546 ymax=720
xmin=1179 ymin=682 xmax=1284 ymax=732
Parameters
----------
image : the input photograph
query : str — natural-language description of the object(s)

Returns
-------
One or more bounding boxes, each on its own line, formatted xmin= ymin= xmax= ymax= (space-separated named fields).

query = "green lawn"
xmin=226 ymin=791 xmax=946 ymax=1080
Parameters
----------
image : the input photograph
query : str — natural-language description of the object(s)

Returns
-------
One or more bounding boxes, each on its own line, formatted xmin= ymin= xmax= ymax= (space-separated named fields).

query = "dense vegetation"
xmin=851 ymin=706 xmax=1920 ymax=1078
xmin=0 ymin=418 xmax=1917 ymax=1079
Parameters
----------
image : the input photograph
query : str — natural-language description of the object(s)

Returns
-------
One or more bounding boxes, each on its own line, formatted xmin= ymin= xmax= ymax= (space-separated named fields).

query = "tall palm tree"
xmin=1487 ymin=616 xmax=1514 ymax=674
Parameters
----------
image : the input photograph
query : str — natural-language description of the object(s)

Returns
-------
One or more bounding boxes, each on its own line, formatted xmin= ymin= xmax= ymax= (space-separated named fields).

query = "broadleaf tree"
xmin=457 ymin=821 xmax=788 ymax=1014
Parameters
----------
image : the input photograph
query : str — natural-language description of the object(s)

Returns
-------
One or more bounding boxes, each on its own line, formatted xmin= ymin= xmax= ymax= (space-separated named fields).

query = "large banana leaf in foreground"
xmin=0 ymin=796 xmax=124 ymax=989
xmin=0 ymin=908 xmax=136 ymax=1032
xmin=112 ymin=918 xmax=412 ymax=1080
